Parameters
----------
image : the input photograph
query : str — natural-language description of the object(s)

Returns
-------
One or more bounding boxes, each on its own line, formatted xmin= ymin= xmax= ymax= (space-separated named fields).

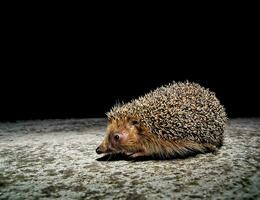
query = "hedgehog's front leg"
xmin=129 ymin=151 xmax=149 ymax=158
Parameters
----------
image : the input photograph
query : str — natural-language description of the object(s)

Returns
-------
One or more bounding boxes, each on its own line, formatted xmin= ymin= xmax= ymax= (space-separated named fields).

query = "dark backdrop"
xmin=1 ymin=64 xmax=259 ymax=121
xmin=1 ymin=14 xmax=259 ymax=121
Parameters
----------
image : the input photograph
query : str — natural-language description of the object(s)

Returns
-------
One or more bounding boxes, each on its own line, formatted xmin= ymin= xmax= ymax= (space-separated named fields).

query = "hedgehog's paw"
xmin=129 ymin=152 xmax=148 ymax=158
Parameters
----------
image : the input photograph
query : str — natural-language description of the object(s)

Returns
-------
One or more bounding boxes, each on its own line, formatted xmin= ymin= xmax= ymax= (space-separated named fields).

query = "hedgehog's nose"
xmin=96 ymin=146 xmax=102 ymax=154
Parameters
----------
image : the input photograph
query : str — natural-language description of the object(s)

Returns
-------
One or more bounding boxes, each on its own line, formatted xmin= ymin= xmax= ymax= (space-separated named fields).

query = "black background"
xmin=1 ymin=10 xmax=259 ymax=121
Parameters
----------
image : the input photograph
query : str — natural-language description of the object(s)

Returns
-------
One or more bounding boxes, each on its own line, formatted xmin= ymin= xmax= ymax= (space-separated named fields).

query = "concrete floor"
xmin=0 ymin=118 xmax=259 ymax=200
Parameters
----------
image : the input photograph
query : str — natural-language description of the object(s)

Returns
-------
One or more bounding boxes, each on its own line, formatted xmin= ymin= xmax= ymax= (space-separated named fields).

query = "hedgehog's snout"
xmin=96 ymin=146 xmax=102 ymax=154
xmin=96 ymin=141 xmax=109 ymax=154
xmin=96 ymin=144 xmax=106 ymax=154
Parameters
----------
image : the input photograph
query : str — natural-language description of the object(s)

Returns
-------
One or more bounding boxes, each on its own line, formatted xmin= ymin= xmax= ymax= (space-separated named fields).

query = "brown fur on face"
xmin=96 ymin=118 xmax=145 ymax=155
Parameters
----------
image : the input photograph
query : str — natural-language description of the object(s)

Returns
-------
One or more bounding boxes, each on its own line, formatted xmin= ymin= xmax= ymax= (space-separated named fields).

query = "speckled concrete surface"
xmin=0 ymin=118 xmax=259 ymax=200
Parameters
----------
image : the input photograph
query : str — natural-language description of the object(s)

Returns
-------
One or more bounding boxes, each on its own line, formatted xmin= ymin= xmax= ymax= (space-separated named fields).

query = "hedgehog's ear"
xmin=129 ymin=120 xmax=141 ymax=130
xmin=129 ymin=120 xmax=138 ymax=126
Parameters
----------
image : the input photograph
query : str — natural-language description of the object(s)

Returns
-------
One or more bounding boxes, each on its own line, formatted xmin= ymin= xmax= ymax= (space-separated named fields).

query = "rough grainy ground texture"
xmin=0 ymin=118 xmax=259 ymax=200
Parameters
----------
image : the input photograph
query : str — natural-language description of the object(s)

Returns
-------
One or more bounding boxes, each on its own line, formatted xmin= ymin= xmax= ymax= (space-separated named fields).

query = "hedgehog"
xmin=96 ymin=82 xmax=227 ymax=158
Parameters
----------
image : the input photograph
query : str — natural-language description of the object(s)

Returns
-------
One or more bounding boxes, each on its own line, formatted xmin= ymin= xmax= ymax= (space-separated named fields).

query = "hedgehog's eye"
xmin=114 ymin=134 xmax=120 ymax=141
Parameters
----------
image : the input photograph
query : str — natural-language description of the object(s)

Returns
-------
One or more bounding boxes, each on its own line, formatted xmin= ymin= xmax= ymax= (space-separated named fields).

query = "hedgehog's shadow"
xmin=96 ymin=151 xmax=205 ymax=162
